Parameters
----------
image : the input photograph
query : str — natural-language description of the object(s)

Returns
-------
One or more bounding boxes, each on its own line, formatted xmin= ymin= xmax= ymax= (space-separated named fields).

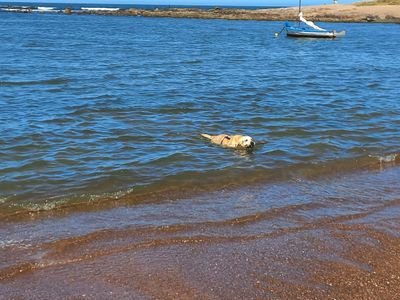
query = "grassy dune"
xmin=356 ymin=0 xmax=400 ymax=6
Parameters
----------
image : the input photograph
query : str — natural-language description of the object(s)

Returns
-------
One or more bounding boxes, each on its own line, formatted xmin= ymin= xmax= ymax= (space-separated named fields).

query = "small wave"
xmin=1 ymin=153 xmax=399 ymax=221
xmin=31 ymin=7 xmax=60 ymax=12
xmin=37 ymin=6 xmax=56 ymax=11
xmin=140 ymin=152 xmax=193 ymax=166
xmin=269 ymin=128 xmax=313 ymax=138
xmin=307 ymin=142 xmax=341 ymax=152
xmin=183 ymin=59 xmax=203 ymax=64
xmin=367 ymin=82 xmax=380 ymax=88
xmin=0 ymin=78 xmax=70 ymax=87
xmin=265 ymin=149 xmax=288 ymax=156
xmin=153 ymin=106 xmax=201 ymax=115
xmin=0 ymin=196 xmax=10 ymax=205
xmin=370 ymin=153 xmax=399 ymax=164
xmin=1 ymin=7 xmax=32 ymax=12
xmin=0 ymin=239 xmax=32 ymax=250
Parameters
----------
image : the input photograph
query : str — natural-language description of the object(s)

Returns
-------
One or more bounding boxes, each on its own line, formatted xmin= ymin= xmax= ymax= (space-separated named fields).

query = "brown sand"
xmin=0 ymin=219 xmax=400 ymax=299
xmin=2 ymin=166 xmax=400 ymax=299
xmin=283 ymin=3 xmax=400 ymax=22
xmin=1 ymin=210 xmax=400 ymax=299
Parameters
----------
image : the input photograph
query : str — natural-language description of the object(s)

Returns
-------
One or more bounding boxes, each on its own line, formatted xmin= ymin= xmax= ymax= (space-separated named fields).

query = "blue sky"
xmin=3 ymin=0 xmax=355 ymax=6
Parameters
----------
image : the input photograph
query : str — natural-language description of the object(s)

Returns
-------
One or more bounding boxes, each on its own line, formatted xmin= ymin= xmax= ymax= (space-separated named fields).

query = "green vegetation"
xmin=356 ymin=0 xmax=400 ymax=6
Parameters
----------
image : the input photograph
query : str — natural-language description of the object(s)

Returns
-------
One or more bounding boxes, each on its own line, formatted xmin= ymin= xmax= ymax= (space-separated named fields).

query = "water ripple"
xmin=1 ymin=15 xmax=400 ymax=212
xmin=0 ymin=77 xmax=70 ymax=86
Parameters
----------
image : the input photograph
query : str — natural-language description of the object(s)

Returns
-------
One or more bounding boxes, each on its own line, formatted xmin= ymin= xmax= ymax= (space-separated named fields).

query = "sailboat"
xmin=285 ymin=0 xmax=345 ymax=38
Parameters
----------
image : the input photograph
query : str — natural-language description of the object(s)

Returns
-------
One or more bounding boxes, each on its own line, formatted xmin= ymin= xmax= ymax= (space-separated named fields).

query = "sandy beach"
xmin=0 ymin=183 xmax=400 ymax=299
xmin=280 ymin=3 xmax=400 ymax=22
xmin=2 ymin=218 xmax=400 ymax=299
xmin=1 ymin=167 xmax=400 ymax=299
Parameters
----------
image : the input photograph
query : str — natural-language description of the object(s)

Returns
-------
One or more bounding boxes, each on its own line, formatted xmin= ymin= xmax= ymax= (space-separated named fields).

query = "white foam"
xmin=370 ymin=153 xmax=398 ymax=164
xmin=2 ymin=7 xmax=31 ymax=12
xmin=0 ymin=196 xmax=8 ymax=204
xmin=32 ymin=7 xmax=60 ymax=13
xmin=379 ymin=154 xmax=398 ymax=163
xmin=0 ymin=239 xmax=32 ymax=249
xmin=37 ymin=6 xmax=56 ymax=11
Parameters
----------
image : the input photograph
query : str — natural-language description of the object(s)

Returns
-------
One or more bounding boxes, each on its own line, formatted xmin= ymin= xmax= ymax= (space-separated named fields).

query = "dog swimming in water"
xmin=201 ymin=133 xmax=255 ymax=150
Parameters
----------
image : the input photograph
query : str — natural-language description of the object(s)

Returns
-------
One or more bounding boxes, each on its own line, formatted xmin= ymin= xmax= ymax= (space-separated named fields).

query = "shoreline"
xmin=113 ymin=4 xmax=400 ymax=23
xmin=2 ymin=3 xmax=400 ymax=23
xmin=1 ymin=153 xmax=398 ymax=223
xmin=1 ymin=166 xmax=400 ymax=298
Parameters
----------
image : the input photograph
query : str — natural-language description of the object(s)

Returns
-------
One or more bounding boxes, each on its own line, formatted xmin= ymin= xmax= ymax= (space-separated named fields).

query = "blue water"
xmin=1 ymin=12 xmax=400 ymax=214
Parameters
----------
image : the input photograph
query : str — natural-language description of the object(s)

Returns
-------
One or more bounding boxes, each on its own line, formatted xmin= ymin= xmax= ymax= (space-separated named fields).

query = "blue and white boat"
xmin=285 ymin=12 xmax=346 ymax=38
xmin=283 ymin=0 xmax=346 ymax=40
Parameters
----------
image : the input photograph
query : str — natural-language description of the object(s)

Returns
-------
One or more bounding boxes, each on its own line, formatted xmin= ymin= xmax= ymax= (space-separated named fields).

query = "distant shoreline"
xmin=1 ymin=3 xmax=400 ymax=23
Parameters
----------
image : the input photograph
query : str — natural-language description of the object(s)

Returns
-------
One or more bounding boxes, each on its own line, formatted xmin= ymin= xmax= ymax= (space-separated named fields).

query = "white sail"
xmin=298 ymin=12 xmax=326 ymax=31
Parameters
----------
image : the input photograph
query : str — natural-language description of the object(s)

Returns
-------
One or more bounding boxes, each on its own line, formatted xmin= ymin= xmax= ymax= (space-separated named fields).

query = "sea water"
xmin=0 ymin=12 xmax=400 ymax=215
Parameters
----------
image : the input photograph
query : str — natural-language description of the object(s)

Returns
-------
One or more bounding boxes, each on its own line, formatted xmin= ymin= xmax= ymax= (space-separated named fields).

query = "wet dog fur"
xmin=201 ymin=133 xmax=255 ymax=150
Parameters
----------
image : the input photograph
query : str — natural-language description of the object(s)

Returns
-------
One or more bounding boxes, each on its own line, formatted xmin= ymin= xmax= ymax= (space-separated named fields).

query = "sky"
xmin=3 ymin=0 xmax=354 ymax=6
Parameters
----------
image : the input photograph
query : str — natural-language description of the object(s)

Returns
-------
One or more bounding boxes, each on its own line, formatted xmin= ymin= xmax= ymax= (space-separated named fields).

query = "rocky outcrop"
xmin=2 ymin=4 xmax=400 ymax=23
xmin=74 ymin=5 xmax=400 ymax=23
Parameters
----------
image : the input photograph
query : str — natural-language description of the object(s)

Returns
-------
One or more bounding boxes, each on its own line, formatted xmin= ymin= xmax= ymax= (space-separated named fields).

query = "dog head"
xmin=239 ymin=136 xmax=255 ymax=149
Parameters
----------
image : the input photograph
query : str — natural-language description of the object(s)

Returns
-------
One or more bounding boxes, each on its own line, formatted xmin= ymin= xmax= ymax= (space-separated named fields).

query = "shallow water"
xmin=1 ymin=13 xmax=400 ymax=215
xmin=1 ymin=166 xmax=400 ymax=298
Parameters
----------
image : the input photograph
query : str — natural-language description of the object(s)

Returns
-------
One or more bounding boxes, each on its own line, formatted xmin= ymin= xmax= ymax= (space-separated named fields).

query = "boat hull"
xmin=286 ymin=25 xmax=345 ymax=38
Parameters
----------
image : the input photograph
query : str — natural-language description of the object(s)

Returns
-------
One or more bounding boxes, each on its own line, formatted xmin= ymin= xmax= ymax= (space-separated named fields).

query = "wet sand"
xmin=1 ymin=166 xmax=400 ymax=299
xmin=2 ymin=206 xmax=400 ymax=299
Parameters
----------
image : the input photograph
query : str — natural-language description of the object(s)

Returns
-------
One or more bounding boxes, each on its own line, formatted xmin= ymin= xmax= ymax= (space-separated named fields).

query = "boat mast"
xmin=298 ymin=0 xmax=302 ymax=25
